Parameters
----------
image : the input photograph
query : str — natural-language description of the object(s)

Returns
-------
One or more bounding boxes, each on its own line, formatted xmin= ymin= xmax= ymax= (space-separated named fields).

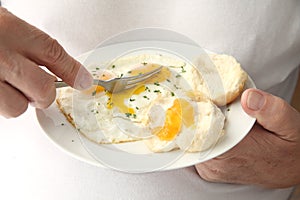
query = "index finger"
xmin=25 ymin=30 xmax=93 ymax=90
xmin=4 ymin=11 xmax=93 ymax=90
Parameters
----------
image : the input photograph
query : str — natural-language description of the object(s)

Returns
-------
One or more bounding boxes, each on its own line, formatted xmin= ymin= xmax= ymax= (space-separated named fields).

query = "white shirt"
xmin=1 ymin=0 xmax=299 ymax=200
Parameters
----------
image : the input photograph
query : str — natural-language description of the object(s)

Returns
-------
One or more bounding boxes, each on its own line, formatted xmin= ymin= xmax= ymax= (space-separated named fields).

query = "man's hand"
xmin=0 ymin=7 xmax=93 ymax=118
xmin=195 ymin=88 xmax=300 ymax=188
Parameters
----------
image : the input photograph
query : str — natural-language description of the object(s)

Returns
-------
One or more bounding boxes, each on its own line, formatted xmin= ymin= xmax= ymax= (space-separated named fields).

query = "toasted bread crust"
xmin=193 ymin=54 xmax=248 ymax=106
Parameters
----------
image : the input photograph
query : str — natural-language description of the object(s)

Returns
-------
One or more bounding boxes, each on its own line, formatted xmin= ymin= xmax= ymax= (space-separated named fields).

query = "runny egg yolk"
xmin=155 ymin=99 xmax=195 ymax=141
xmin=155 ymin=99 xmax=182 ymax=141
xmin=83 ymin=84 xmax=106 ymax=96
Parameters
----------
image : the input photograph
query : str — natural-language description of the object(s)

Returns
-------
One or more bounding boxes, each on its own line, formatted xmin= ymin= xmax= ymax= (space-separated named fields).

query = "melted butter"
xmin=82 ymin=71 xmax=113 ymax=95
xmin=105 ymin=63 xmax=170 ymax=114
xmin=133 ymin=85 xmax=146 ymax=94
xmin=106 ymin=85 xmax=145 ymax=114
xmin=178 ymin=99 xmax=194 ymax=127
xmin=130 ymin=64 xmax=171 ymax=84
xmin=145 ymin=65 xmax=171 ymax=84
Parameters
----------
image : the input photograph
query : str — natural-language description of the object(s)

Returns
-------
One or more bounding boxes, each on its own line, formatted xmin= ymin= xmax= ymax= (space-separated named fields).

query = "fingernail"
xmin=247 ymin=90 xmax=265 ymax=111
xmin=76 ymin=68 xmax=93 ymax=90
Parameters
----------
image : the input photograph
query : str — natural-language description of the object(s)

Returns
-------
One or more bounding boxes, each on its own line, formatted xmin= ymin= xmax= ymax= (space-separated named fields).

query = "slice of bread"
xmin=192 ymin=54 xmax=248 ymax=106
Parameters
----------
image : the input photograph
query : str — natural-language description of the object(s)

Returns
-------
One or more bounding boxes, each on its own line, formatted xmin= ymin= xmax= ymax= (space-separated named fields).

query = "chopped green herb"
xmin=129 ymin=98 xmax=135 ymax=102
xmin=173 ymin=84 xmax=180 ymax=89
xmin=92 ymin=91 xmax=97 ymax=96
xmin=166 ymin=79 xmax=171 ymax=82
xmin=98 ymin=102 xmax=101 ymax=106
xmin=145 ymin=86 xmax=151 ymax=92
xmin=181 ymin=66 xmax=186 ymax=73
xmin=176 ymin=74 xmax=181 ymax=78
xmin=112 ymin=65 xmax=115 ymax=69
xmin=171 ymin=92 xmax=175 ymax=96
xmin=136 ymin=106 xmax=139 ymax=110
xmin=143 ymin=95 xmax=150 ymax=100
xmin=127 ymin=71 xmax=132 ymax=74
xmin=61 ymin=123 xmax=65 ymax=126
xmin=142 ymin=62 xmax=147 ymax=65
xmin=102 ymin=74 xmax=106 ymax=77
xmin=119 ymin=73 xmax=124 ymax=78
xmin=133 ymin=114 xmax=137 ymax=119
xmin=154 ymin=90 xmax=161 ymax=93
xmin=125 ymin=113 xmax=132 ymax=118
xmin=96 ymin=67 xmax=100 ymax=70
xmin=154 ymin=82 xmax=160 ymax=86
xmin=96 ymin=111 xmax=99 ymax=114
xmin=227 ymin=108 xmax=230 ymax=111
xmin=71 ymin=140 xmax=74 ymax=142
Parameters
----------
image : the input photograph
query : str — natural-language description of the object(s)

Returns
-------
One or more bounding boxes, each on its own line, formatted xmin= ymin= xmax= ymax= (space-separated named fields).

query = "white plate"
xmin=36 ymin=41 xmax=256 ymax=173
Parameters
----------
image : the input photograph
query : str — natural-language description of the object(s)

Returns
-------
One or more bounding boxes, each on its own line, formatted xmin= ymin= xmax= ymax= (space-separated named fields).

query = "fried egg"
xmin=145 ymin=97 xmax=225 ymax=152
xmin=56 ymin=53 xmax=239 ymax=152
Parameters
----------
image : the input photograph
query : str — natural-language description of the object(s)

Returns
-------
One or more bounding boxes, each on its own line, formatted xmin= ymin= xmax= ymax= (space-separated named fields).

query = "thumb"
xmin=241 ymin=88 xmax=300 ymax=140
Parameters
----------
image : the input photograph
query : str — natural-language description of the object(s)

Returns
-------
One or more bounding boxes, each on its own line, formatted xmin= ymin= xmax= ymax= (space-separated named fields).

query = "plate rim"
xmin=36 ymin=41 xmax=256 ymax=172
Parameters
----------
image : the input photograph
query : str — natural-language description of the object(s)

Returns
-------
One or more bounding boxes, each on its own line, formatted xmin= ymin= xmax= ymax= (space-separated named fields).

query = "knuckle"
xmin=9 ymin=100 xmax=28 ymax=118
xmin=198 ymin=170 xmax=215 ymax=182
xmin=2 ymin=97 xmax=29 ymax=118
xmin=0 ymin=50 xmax=22 ymax=81
xmin=274 ymin=96 xmax=286 ymax=112
xmin=196 ymin=162 xmax=227 ymax=183
xmin=0 ymin=50 xmax=9 ymax=73
xmin=195 ymin=165 xmax=216 ymax=182
xmin=43 ymin=37 xmax=66 ymax=65
xmin=270 ymin=97 xmax=288 ymax=123
xmin=0 ymin=8 xmax=22 ymax=37
xmin=0 ymin=79 xmax=28 ymax=119
xmin=59 ymin=59 xmax=78 ymax=84
xmin=34 ymin=76 xmax=56 ymax=108
xmin=5 ymin=62 xmax=22 ymax=80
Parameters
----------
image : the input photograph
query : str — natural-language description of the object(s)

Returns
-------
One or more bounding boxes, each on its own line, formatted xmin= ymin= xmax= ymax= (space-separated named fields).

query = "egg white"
xmin=56 ymin=53 xmax=226 ymax=152
xmin=144 ymin=98 xmax=225 ymax=152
